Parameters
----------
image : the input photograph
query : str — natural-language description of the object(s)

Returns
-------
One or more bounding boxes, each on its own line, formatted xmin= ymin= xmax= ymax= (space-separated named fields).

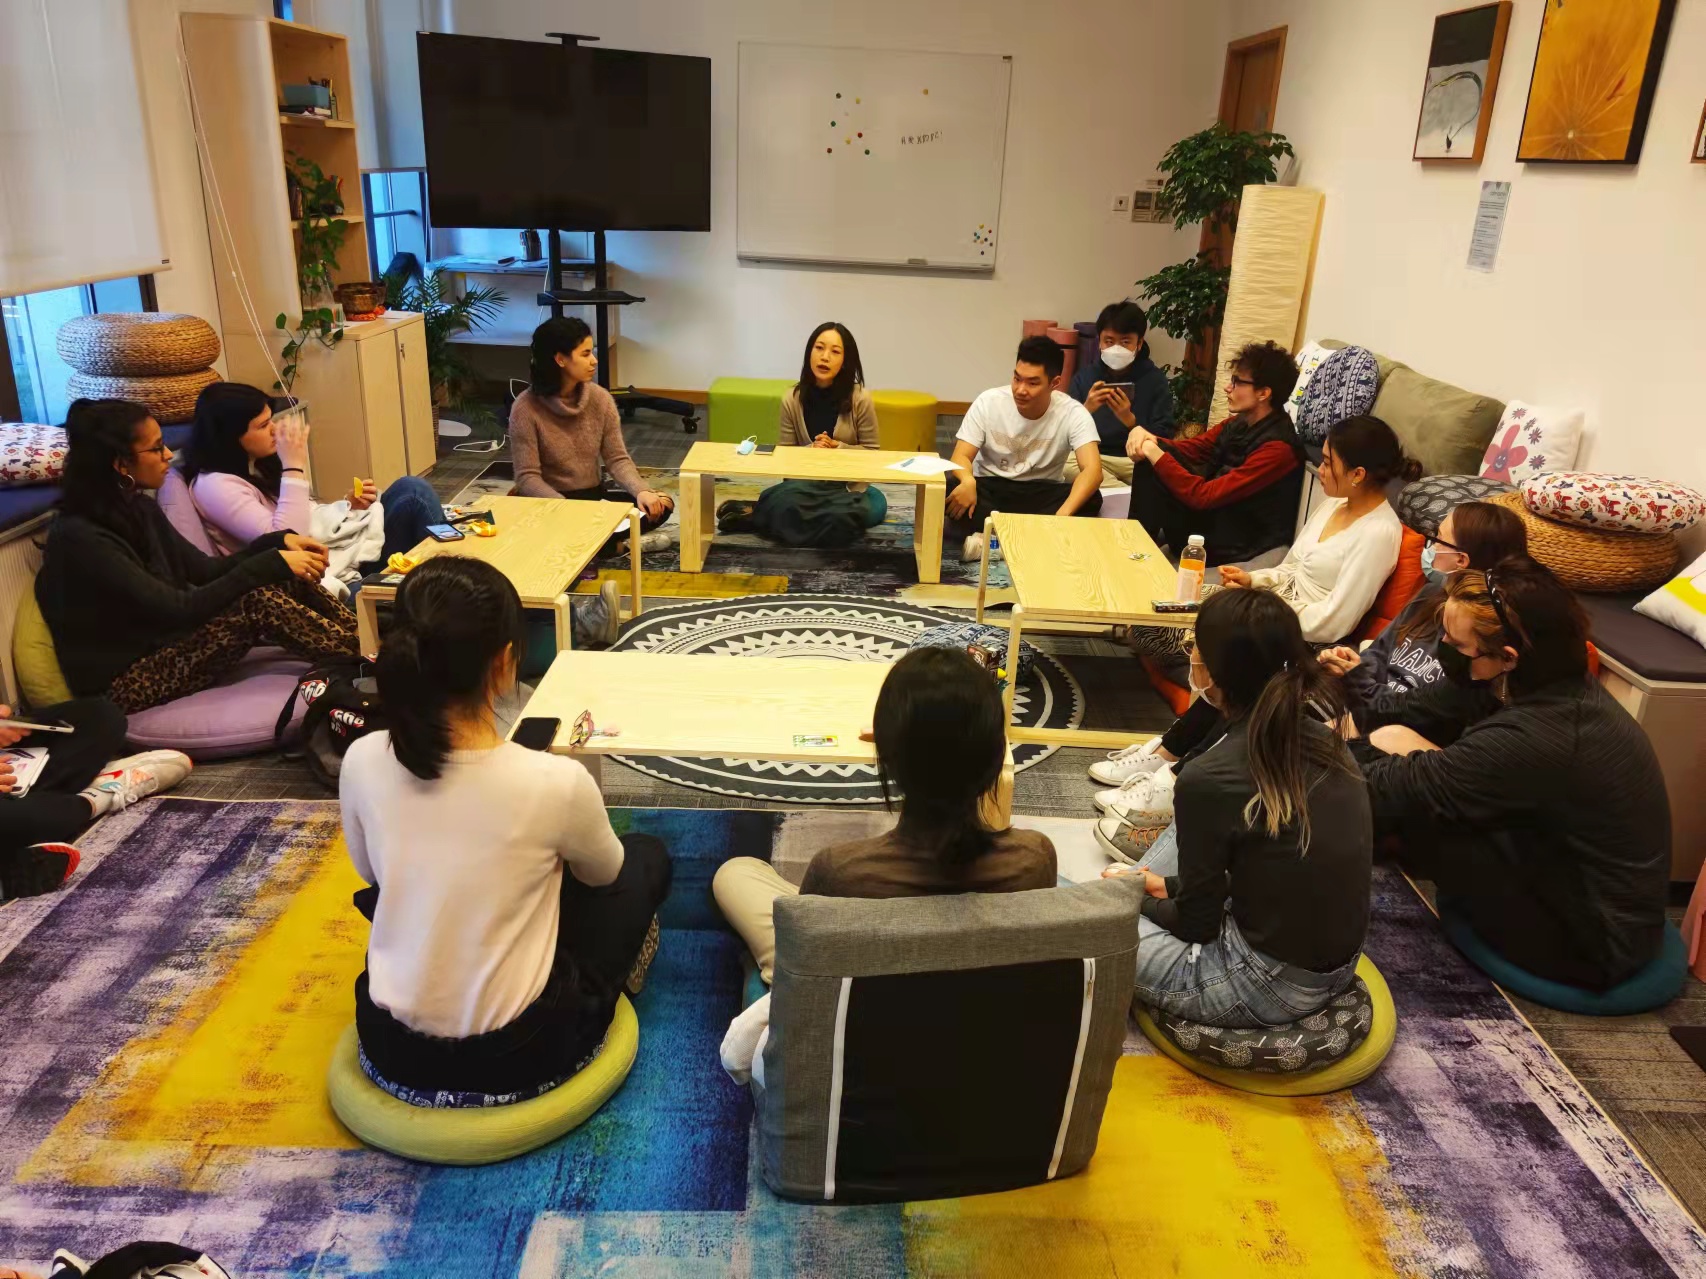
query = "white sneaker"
xmin=84 ymin=750 xmax=193 ymax=816
xmin=1087 ymin=737 xmax=1169 ymax=786
xmin=961 ymin=532 xmax=1003 ymax=563
xmin=635 ymin=530 xmax=672 ymax=554
xmin=1093 ymin=766 xmax=1176 ymax=819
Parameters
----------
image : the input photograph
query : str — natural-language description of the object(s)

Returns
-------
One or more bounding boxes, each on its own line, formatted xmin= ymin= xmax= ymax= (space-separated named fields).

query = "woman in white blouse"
xmin=1094 ymin=414 xmax=1417 ymax=819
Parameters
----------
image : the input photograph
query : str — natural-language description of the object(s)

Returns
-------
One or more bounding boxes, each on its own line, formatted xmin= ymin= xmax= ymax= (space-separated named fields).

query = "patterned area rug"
xmin=607 ymin=594 xmax=1082 ymax=803
xmin=1 ymin=799 xmax=1703 ymax=1277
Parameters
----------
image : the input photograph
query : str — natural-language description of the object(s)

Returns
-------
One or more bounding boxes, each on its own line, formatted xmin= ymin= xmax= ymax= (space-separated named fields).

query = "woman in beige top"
xmin=717 ymin=322 xmax=890 ymax=547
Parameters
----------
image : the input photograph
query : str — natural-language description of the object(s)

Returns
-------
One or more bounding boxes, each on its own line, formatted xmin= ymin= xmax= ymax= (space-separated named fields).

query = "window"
xmin=363 ymin=170 xmax=430 ymax=282
xmin=1 ymin=276 xmax=153 ymax=424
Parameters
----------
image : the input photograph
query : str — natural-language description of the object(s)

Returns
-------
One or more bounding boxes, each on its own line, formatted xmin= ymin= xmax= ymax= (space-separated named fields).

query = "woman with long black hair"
xmin=341 ymin=556 xmax=672 ymax=1100
xmin=713 ymin=646 xmax=1056 ymax=984
xmin=716 ymin=321 xmax=889 ymax=548
xmin=35 ymin=399 xmax=357 ymax=712
xmin=1102 ymin=587 xmax=1372 ymax=1027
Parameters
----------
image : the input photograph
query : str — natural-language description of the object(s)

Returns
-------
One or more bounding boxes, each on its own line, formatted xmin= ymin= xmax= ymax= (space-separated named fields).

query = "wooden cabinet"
xmin=180 ymin=14 xmax=434 ymax=492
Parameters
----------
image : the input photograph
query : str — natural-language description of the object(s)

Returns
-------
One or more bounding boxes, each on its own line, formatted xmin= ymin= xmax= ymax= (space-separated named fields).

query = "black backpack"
xmin=275 ymin=661 xmax=385 ymax=790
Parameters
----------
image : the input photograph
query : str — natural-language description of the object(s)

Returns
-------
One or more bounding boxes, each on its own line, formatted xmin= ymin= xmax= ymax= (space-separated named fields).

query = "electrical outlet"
xmin=1111 ymin=192 xmax=1131 ymax=213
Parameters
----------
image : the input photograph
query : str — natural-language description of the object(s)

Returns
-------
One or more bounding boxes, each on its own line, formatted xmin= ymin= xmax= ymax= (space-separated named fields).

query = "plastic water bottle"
xmin=1177 ymin=534 xmax=1206 ymax=602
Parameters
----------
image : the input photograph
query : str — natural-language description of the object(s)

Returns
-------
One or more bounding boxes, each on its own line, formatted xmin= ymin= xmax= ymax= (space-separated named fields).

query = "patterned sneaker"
xmin=1095 ymin=813 xmax=1169 ymax=866
xmin=624 ymin=915 xmax=661 ymax=997
xmin=1088 ymin=737 xmax=1170 ymax=786
xmin=571 ymin=579 xmax=623 ymax=648
xmin=1094 ymin=767 xmax=1176 ymax=819
xmin=83 ymin=750 xmax=193 ymax=816
xmin=0 ymin=842 xmax=80 ymax=903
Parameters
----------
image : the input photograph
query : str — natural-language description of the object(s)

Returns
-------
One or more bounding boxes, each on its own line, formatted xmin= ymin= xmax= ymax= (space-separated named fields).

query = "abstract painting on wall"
xmin=1516 ymin=0 xmax=1677 ymax=163
xmin=1413 ymin=2 xmax=1512 ymax=162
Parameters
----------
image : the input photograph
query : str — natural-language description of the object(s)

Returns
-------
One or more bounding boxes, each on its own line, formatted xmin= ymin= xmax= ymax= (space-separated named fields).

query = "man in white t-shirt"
xmin=946 ymin=335 xmax=1103 ymax=559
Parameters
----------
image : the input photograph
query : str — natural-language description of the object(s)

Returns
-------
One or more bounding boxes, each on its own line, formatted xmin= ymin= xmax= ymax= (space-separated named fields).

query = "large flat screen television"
xmin=417 ymin=34 xmax=711 ymax=232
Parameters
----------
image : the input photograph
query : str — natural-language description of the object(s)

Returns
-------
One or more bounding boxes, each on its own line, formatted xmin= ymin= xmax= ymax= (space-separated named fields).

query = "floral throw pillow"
xmin=1284 ymin=340 xmax=1332 ymax=422
xmin=0 ymin=422 xmax=69 ymax=488
xmin=1523 ymin=473 xmax=1705 ymax=535
xmin=1477 ymin=400 xmax=1584 ymax=486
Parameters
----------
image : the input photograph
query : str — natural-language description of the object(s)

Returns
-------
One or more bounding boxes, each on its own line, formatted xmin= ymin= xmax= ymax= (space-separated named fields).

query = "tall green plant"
xmin=1135 ymin=122 xmax=1294 ymax=420
xmin=274 ymin=154 xmax=351 ymax=394
xmin=386 ymin=267 xmax=507 ymax=404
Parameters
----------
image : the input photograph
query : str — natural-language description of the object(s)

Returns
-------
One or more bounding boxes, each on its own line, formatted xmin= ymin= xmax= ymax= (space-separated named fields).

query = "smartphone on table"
xmin=426 ymin=523 xmax=465 ymax=542
xmin=512 ymin=717 xmax=560 ymax=751
xmin=754 ymin=443 xmax=776 ymax=456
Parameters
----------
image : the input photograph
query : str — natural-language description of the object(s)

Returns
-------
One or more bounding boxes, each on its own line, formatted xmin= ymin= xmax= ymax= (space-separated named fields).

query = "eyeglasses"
xmin=1226 ymin=376 xmax=1256 ymax=389
xmin=134 ymin=441 xmax=170 ymax=458
xmin=1426 ymin=535 xmax=1466 ymax=557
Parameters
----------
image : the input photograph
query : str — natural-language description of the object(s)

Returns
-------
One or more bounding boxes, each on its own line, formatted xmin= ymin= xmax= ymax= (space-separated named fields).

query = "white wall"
xmin=432 ymin=0 xmax=1226 ymax=401
xmin=131 ymin=0 xmax=271 ymax=372
xmin=1224 ymin=0 xmax=1706 ymax=547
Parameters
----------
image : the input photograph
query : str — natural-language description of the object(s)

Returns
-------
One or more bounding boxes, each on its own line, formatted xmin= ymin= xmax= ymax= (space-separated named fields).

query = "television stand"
xmin=539 ymin=229 xmax=699 ymax=434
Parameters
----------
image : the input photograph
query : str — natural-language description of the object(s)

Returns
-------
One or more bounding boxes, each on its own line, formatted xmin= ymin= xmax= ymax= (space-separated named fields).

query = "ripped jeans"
xmin=1133 ymin=824 xmax=1360 ymax=1028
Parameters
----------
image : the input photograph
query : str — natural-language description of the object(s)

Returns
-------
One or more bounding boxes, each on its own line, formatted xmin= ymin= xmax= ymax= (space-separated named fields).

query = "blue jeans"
xmin=378 ymin=476 xmax=445 ymax=563
xmin=1133 ymin=824 xmax=1360 ymax=1027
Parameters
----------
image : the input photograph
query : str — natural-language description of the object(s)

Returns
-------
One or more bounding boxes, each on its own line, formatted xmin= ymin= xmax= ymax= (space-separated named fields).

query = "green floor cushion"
xmin=326 ymin=995 xmax=639 ymax=1165
xmin=1439 ymin=901 xmax=1687 ymax=1016
xmin=12 ymin=587 xmax=74 ymax=709
xmin=708 ymin=377 xmax=795 ymax=445
xmin=1135 ymin=954 xmax=1396 ymax=1096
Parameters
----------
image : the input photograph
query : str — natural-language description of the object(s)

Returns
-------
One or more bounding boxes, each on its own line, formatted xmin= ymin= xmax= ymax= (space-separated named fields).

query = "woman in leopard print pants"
xmin=36 ymin=399 xmax=360 ymax=710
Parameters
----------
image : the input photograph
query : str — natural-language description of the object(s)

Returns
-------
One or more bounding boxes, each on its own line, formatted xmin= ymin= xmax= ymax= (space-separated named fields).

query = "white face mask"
xmin=1188 ymin=661 xmax=1213 ymax=697
xmin=1100 ymin=344 xmax=1137 ymax=372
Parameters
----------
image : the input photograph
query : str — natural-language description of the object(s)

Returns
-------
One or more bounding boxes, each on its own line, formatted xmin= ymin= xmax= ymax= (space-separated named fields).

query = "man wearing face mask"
xmin=1066 ymin=301 xmax=1175 ymax=487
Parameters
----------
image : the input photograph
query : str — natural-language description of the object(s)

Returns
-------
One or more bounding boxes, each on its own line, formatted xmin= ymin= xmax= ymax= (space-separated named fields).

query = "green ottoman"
xmin=708 ymin=377 xmax=794 ymax=445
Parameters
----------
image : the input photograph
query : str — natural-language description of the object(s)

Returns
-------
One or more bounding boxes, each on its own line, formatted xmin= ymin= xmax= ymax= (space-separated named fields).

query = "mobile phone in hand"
xmin=512 ymin=717 xmax=560 ymax=751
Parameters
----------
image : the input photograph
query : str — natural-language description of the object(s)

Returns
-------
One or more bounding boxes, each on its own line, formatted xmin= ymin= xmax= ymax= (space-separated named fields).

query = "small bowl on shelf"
xmin=334 ymin=282 xmax=387 ymax=319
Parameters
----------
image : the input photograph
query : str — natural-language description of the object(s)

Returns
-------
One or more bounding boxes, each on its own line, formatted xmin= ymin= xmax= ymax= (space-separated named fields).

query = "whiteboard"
xmin=737 ymin=43 xmax=1011 ymax=272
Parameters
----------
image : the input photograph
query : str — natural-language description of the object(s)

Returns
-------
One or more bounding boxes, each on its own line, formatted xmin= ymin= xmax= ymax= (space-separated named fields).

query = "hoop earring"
xmin=116 ymin=471 xmax=137 ymax=495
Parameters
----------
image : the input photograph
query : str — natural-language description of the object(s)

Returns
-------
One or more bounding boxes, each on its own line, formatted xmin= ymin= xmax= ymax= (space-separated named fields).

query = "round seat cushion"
xmin=125 ymin=650 xmax=311 ymax=759
xmin=1135 ymin=955 xmax=1396 ymax=1096
xmin=64 ymin=368 xmax=220 ymax=425
xmin=55 ymin=312 xmax=222 ymax=376
xmin=1490 ymin=491 xmax=1680 ymax=593
xmin=1522 ymin=472 xmax=1706 ymax=536
xmin=327 ymin=995 xmax=639 ymax=1165
xmin=1439 ymin=902 xmax=1686 ymax=1015
xmin=1396 ymin=473 xmax=1515 ymax=539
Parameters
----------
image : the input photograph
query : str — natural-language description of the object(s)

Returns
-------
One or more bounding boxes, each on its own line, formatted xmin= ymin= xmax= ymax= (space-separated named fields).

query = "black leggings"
xmin=356 ymin=833 xmax=673 ymax=1097
xmin=944 ymin=475 xmax=1102 ymax=541
xmin=0 ymin=696 xmax=129 ymax=856
xmin=1159 ymin=696 xmax=1224 ymax=761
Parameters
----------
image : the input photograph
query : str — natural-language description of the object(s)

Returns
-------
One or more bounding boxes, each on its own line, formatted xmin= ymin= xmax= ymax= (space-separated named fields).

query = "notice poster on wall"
xmin=1467 ymin=180 xmax=1511 ymax=273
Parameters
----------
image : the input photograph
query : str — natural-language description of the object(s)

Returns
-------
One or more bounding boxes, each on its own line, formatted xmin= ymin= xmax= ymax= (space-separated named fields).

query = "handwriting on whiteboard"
xmin=901 ymin=131 xmax=943 ymax=145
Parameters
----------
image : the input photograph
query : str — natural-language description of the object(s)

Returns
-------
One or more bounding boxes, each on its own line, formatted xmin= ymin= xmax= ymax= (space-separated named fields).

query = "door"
xmin=356 ymin=331 xmax=409 ymax=490
xmin=395 ymin=315 xmax=437 ymax=475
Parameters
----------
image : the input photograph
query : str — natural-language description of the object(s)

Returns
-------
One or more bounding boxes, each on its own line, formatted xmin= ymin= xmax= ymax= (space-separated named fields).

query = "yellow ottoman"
xmin=327 ymin=995 xmax=639 ymax=1165
xmin=870 ymin=389 xmax=939 ymax=453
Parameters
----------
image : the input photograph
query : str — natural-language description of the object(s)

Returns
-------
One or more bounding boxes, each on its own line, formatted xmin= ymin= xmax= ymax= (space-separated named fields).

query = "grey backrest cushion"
xmin=758 ymin=878 xmax=1141 ymax=1202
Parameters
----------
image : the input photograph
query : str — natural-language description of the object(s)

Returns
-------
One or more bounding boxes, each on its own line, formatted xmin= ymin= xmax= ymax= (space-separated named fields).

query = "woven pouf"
xmin=1135 ymin=954 xmax=1396 ymax=1096
xmin=327 ymin=996 xmax=640 ymax=1165
xmin=56 ymin=312 xmax=221 ymax=377
xmin=65 ymin=368 xmax=220 ymax=425
xmin=1490 ymin=491 xmax=1680 ymax=592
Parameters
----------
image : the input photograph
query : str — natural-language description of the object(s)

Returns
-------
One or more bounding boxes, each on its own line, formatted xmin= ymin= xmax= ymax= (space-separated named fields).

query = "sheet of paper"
xmin=1468 ymin=180 xmax=1510 ymax=273
xmin=886 ymin=455 xmax=959 ymax=475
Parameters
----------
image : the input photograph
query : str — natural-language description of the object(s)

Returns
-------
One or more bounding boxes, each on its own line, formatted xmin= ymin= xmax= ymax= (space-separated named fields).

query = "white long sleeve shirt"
xmin=339 ymin=734 xmax=625 ymax=1039
xmin=1249 ymin=497 xmax=1403 ymax=643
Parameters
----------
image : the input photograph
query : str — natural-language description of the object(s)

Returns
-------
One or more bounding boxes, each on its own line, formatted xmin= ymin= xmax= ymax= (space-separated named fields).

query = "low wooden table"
xmin=675 ymin=441 xmax=947 ymax=582
xmin=354 ymin=495 xmax=643 ymax=654
xmin=515 ymin=649 xmax=1011 ymax=824
xmin=975 ymin=511 xmax=1193 ymax=748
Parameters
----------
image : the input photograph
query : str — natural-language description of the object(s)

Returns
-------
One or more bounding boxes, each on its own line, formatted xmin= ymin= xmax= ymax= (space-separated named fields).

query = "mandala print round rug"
xmin=608 ymin=594 xmax=1083 ymax=803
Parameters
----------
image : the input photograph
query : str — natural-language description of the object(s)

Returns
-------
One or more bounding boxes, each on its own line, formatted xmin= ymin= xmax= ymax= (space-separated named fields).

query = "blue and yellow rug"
xmin=1 ymin=799 xmax=1702 ymax=1277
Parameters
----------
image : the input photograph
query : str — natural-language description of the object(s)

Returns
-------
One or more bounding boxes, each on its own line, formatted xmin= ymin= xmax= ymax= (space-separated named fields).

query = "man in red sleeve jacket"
xmin=1125 ymin=340 xmax=1304 ymax=566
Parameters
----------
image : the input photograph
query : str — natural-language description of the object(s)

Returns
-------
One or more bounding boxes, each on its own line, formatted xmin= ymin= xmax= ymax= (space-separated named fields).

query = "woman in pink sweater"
xmin=508 ymin=318 xmax=674 ymax=552
xmin=182 ymin=382 xmax=445 ymax=575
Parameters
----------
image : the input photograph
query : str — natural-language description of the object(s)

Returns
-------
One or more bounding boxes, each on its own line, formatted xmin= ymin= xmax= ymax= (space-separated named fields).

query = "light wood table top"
xmin=519 ymin=650 xmax=888 ymax=762
xmin=990 ymin=512 xmax=1186 ymax=627
xmin=398 ymin=495 xmax=634 ymax=607
xmin=679 ymin=440 xmax=948 ymax=486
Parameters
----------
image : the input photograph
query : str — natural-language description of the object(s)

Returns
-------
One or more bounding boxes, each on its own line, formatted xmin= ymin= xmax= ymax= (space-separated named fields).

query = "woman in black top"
xmin=1108 ymin=587 xmax=1372 ymax=1027
xmin=1360 ymin=558 xmax=1670 ymax=991
xmin=35 ymin=399 xmax=358 ymax=711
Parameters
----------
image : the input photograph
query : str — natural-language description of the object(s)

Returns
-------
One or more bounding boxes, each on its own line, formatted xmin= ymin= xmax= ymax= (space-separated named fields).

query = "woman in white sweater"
xmin=1095 ymin=414 xmax=1416 ymax=822
xmin=340 ymin=557 xmax=671 ymax=1103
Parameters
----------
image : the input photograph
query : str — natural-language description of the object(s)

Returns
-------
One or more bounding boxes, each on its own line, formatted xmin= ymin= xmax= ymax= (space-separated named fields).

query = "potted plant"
xmin=384 ymin=267 xmax=507 ymax=414
xmin=274 ymin=153 xmax=352 ymax=395
xmin=1136 ymin=123 xmax=1294 ymax=422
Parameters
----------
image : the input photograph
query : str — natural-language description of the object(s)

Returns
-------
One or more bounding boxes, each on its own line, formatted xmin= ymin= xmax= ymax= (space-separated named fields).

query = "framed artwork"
xmin=1413 ymin=2 xmax=1512 ymax=162
xmin=1694 ymin=101 xmax=1706 ymax=164
xmin=1516 ymin=0 xmax=1677 ymax=163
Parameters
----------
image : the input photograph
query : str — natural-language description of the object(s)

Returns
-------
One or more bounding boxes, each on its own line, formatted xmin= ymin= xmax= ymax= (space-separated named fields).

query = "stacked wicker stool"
xmin=57 ymin=313 xmax=222 ymax=424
